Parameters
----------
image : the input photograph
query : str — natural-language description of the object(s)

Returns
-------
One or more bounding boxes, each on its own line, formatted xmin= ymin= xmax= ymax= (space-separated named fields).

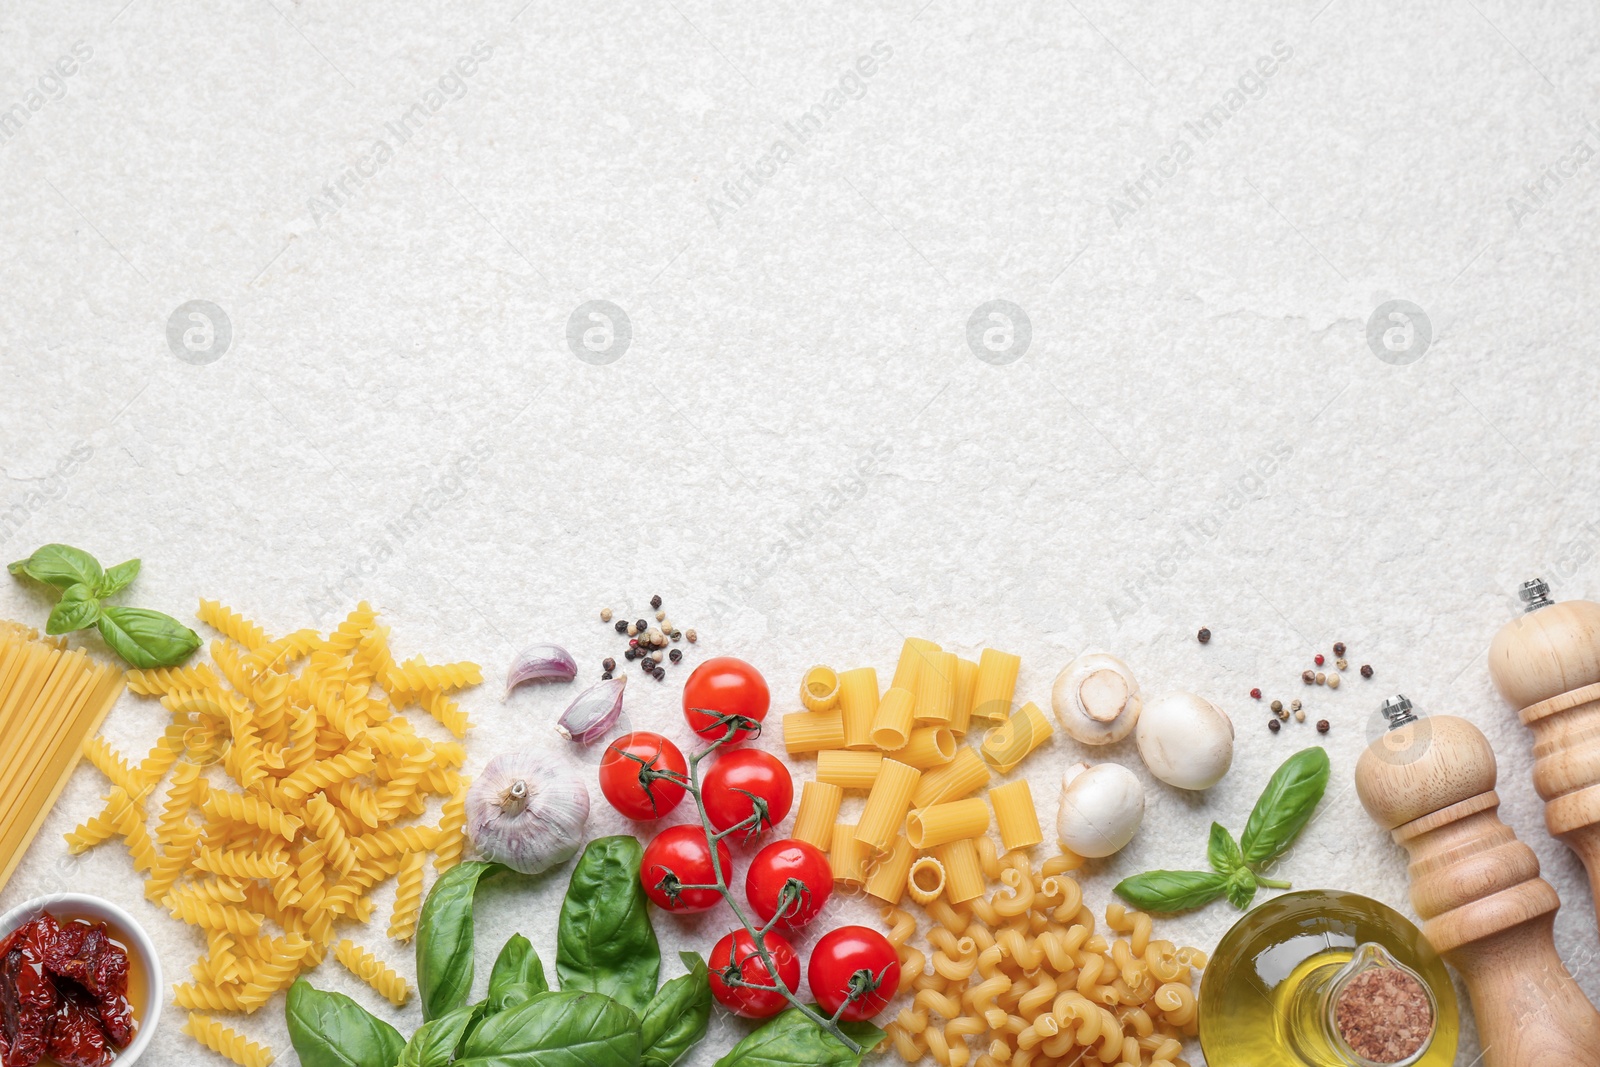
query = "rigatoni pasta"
xmin=838 ymin=667 xmax=880 ymax=750
xmin=906 ymin=798 xmax=991 ymax=849
xmin=870 ymin=686 xmax=916 ymax=750
xmin=949 ymin=656 xmax=979 ymax=736
xmin=865 ymin=834 xmax=916 ymax=903
xmin=970 ymin=647 xmax=1020 ymax=723
xmin=907 ymin=856 xmax=946 ymax=905
xmin=856 ymin=758 xmax=922 ymax=855
xmin=980 ymin=700 xmax=1054 ymax=772
xmin=990 ymin=778 xmax=1044 ymax=850
xmin=934 ymin=838 xmax=985 ymax=903
xmin=792 ymin=781 xmax=844 ymax=852
xmin=890 ymin=638 xmax=940 ymax=693
xmin=913 ymin=651 xmax=957 ymax=726
xmin=817 ymin=750 xmax=884 ymax=791
xmin=782 ymin=709 xmax=845 ymax=755
xmin=912 ymin=748 xmax=992 ymax=808
xmin=886 ymin=726 xmax=956 ymax=769
xmin=831 ymin=822 xmax=868 ymax=886
xmin=799 ymin=665 xmax=840 ymax=711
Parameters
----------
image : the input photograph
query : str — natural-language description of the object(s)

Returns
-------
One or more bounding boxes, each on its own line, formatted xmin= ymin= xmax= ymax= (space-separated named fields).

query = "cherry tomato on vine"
xmin=745 ymin=839 xmax=832 ymax=930
xmin=599 ymin=732 xmax=688 ymax=820
xmin=703 ymin=749 xmax=792 ymax=838
xmin=683 ymin=657 xmax=770 ymax=743
xmin=808 ymin=926 xmax=900 ymax=1021
xmin=640 ymin=824 xmax=732 ymax=913
xmin=708 ymin=928 xmax=800 ymax=1019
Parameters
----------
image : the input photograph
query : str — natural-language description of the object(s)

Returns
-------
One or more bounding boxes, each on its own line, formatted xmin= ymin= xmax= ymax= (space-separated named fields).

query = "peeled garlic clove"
xmin=504 ymin=643 xmax=578 ymax=699
xmin=467 ymin=751 xmax=590 ymax=875
xmin=556 ymin=675 xmax=626 ymax=743
xmin=1057 ymin=761 xmax=1144 ymax=858
xmin=1052 ymin=652 xmax=1142 ymax=745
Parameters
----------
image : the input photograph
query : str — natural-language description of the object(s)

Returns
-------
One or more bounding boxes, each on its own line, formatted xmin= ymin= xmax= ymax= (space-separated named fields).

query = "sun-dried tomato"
xmin=0 ymin=923 xmax=58 ymax=1067
xmin=43 ymin=924 xmax=126 ymax=1001
xmin=44 ymin=987 xmax=111 ymax=1067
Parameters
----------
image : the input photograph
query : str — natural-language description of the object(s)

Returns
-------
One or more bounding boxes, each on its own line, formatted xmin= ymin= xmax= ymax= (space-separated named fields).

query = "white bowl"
xmin=0 ymin=893 xmax=163 ymax=1066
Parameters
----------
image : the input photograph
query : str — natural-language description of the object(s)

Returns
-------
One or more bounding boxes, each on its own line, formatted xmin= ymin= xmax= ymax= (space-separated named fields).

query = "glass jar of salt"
xmin=1323 ymin=943 xmax=1437 ymax=1066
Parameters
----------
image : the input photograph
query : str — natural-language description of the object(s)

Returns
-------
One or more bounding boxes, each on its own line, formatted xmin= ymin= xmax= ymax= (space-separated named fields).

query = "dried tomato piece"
xmin=93 ymin=992 xmax=133 ymax=1051
xmin=0 ymin=929 xmax=58 ymax=1067
xmin=44 ymin=926 xmax=126 ymax=1001
xmin=44 ymin=987 xmax=111 ymax=1067
xmin=34 ymin=917 xmax=88 ymax=979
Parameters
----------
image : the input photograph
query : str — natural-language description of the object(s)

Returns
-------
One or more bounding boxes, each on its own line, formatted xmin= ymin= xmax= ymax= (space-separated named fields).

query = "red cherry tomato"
xmin=745 ymin=839 xmax=832 ymax=930
xmin=599 ymin=732 xmax=688 ymax=820
xmin=702 ymin=749 xmax=793 ymax=839
xmin=683 ymin=657 xmax=770 ymax=743
xmin=808 ymin=926 xmax=900 ymax=1021
xmin=708 ymin=929 xmax=800 ymax=1019
xmin=640 ymin=825 xmax=732 ymax=913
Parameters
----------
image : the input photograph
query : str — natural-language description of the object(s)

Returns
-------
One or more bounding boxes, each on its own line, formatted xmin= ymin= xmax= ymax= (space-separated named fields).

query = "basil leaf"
xmin=47 ymin=584 xmax=101 ymax=635
xmin=557 ymin=836 xmax=659 ymax=1014
xmin=1207 ymin=822 xmax=1243 ymax=875
xmin=640 ymin=952 xmax=711 ymax=1067
xmin=417 ymin=861 xmax=502 ymax=1020
xmin=489 ymin=933 xmax=549 ymax=1013
xmin=96 ymin=558 xmax=141 ymax=597
xmin=9 ymin=544 xmax=102 ymax=590
xmin=713 ymin=1007 xmax=884 ymax=1067
xmin=96 ymin=606 xmax=200 ymax=668
xmin=1113 ymin=870 xmax=1227 ymax=914
xmin=1225 ymin=867 xmax=1258 ymax=911
xmin=456 ymin=989 xmax=641 ymax=1067
xmin=285 ymin=978 xmax=406 ymax=1067
xmin=1241 ymin=747 xmax=1331 ymax=867
xmin=398 ymin=1004 xmax=478 ymax=1067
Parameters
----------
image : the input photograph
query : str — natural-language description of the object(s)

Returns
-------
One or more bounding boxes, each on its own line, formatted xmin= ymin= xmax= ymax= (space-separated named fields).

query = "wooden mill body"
xmin=1356 ymin=712 xmax=1600 ymax=1067
xmin=1489 ymin=594 xmax=1600 ymax=927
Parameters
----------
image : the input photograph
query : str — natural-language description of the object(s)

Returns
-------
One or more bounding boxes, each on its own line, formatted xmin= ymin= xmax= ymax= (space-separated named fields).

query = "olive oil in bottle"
xmin=1199 ymin=890 xmax=1457 ymax=1066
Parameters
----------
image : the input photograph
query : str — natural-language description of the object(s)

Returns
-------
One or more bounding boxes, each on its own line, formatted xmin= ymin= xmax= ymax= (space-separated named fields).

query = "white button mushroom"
xmin=1052 ymin=652 xmax=1142 ymax=745
xmin=1056 ymin=761 xmax=1145 ymax=858
xmin=1134 ymin=691 xmax=1234 ymax=790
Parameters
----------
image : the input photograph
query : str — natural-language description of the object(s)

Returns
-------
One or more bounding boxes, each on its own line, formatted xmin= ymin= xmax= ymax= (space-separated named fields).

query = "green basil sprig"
xmin=556 ymin=835 xmax=660 ymax=1014
xmin=457 ymin=990 xmax=641 ymax=1067
xmin=714 ymin=1007 xmax=885 ymax=1067
xmin=285 ymin=979 xmax=406 ymax=1067
xmin=8 ymin=544 xmax=198 ymax=668
xmin=1116 ymin=747 xmax=1330 ymax=914
xmin=416 ymin=860 xmax=502 ymax=1020
xmin=640 ymin=952 xmax=712 ymax=1067
xmin=487 ymin=932 xmax=549 ymax=1014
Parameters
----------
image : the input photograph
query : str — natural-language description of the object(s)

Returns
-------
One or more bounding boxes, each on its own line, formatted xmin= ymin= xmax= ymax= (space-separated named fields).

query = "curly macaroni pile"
xmin=65 ymin=601 xmax=478 ymax=1067
xmin=881 ymin=846 xmax=1204 ymax=1067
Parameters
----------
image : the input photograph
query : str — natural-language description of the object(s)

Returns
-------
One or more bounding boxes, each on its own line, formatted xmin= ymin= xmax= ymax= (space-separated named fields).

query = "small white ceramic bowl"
xmin=0 ymin=893 xmax=162 ymax=1066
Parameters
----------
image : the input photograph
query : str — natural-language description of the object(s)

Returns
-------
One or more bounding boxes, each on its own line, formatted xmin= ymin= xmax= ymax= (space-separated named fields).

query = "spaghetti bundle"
xmin=0 ymin=621 xmax=126 ymax=894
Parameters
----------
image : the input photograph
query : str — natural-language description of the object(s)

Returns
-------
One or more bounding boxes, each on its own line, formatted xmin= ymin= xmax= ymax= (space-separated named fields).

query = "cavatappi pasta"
xmin=67 ymin=601 xmax=477 ymax=1065
xmin=881 ymin=849 xmax=1206 ymax=1067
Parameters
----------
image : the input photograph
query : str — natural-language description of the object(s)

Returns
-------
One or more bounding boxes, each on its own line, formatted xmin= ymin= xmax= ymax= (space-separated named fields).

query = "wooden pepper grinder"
xmin=1355 ymin=694 xmax=1600 ymax=1067
xmin=1488 ymin=578 xmax=1600 ymax=925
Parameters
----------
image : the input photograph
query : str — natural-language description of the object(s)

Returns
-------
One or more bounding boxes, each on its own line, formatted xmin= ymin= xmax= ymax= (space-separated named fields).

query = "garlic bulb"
xmin=1052 ymin=652 xmax=1142 ymax=745
xmin=1135 ymin=691 xmax=1233 ymax=790
xmin=466 ymin=752 xmax=590 ymax=875
xmin=1056 ymin=761 xmax=1144 ymax=858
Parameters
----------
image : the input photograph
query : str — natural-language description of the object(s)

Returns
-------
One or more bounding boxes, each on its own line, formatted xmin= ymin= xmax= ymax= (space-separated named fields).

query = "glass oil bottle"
xmin=1198 ymin=889 xmax=1457 ymax=1066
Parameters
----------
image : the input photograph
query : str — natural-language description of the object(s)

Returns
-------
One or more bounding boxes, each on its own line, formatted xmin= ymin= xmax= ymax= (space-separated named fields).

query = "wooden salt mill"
xmin=1488 ymin=577 xmax=1600 ymax=925
xmin=1355 ymin=694 xmax=1600 ymax=1067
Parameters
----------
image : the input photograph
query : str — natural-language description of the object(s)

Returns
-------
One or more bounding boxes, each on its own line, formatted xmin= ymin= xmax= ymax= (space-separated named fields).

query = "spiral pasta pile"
xmin=881 ymin=847 xmax=1205 ymax=1067
xmin=68 ymin=601 xmax=478 ymax=1067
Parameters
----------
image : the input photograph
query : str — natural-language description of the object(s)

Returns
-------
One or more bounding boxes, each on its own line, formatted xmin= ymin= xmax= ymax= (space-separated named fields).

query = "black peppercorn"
xmin=1317 ymin=719 xmax=1330 ymax=733
xmin=650 ymin=594 xmax=662 ymax=609
xmin=635 ymin=619 xmax=649 ymax=633
xmin=602 ymin=657 xmax=616 ymax=672
xmin=1268 ymin=719 xmax=1281 ymax=733
xmin=614 ymin=620 xmax=627 ymax=633
xmin=1333 ymin=641 xmax=1346 ymax=657
xmin=1302 ymin=670 xmax=1315 ymax=685
xmin=624 ymin=648 xmax=638 ymax=661
xmin=1360 ymin=664 xmax=1373 ymax=678
xmin=653 ymin=667 xmax=666 ymax=681
xmin=669 ymin=648 xmax=682 ymax=663
xmin=1197 ymin=627 xmax=1211 ymax=644
xmin=601 ymin=671 xmax=613 ymax=680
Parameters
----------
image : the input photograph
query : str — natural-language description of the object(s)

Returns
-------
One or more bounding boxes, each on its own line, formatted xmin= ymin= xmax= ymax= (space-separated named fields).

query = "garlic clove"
xmin=504 ymin=643 xmax=578 ymax=700
xmin=556 ymin=675 xmax=626 ymax=744
xmin=1052 ymin=652 xmax=1142 ymax=745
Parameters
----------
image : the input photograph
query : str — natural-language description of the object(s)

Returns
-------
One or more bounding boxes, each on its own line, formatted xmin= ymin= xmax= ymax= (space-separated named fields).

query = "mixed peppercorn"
xmin=599 ymin=597 xmax=697 ymax=681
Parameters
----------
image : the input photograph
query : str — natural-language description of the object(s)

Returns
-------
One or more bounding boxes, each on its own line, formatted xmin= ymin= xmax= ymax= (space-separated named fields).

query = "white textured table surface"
xmin=4 ymin=2 xmax=1599 ymax=1064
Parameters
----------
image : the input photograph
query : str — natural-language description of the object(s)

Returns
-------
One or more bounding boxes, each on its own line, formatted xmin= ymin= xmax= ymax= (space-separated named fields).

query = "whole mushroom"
xmin=1056 ymin=761 xmax=1145 ymax=858
xmin=1052 ymin=653 xmax=1142 ymax=745
xmin=1135 ymin=691 xmax=1234 ymax=790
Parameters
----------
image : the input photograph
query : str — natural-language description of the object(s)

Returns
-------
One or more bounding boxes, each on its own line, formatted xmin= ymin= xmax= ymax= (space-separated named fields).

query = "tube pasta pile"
xmin=785 ymin=639 xmax=1204 ymax=1066
xmin=65 ymin=601 xmax=478 ymax=1067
